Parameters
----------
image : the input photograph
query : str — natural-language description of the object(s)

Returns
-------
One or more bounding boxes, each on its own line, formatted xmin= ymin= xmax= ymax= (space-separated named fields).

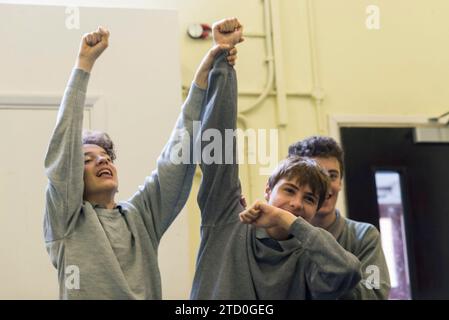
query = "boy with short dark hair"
xmin=288 ymin=136 xmax=391 ymax=299
xmin=190 ymin=21 xmax=361 ymax=299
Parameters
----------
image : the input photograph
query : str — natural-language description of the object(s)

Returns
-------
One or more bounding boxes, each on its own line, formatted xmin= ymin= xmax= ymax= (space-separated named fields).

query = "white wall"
xmin=0 ymin=3 xmax=191 ymax=299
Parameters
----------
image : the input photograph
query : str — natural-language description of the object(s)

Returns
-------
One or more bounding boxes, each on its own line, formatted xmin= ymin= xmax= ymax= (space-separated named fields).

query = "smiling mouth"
xmin=96 ymin=169 xmax=113 ymax=177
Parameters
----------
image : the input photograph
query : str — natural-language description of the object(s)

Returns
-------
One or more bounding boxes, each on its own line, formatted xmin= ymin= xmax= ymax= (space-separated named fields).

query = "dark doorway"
xmin=340 ymin=127 xmax=449 ymax=299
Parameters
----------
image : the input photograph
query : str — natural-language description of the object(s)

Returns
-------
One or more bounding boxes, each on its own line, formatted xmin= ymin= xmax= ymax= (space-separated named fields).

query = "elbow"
xmin=311 ymin=258 xmax=363 ymax=300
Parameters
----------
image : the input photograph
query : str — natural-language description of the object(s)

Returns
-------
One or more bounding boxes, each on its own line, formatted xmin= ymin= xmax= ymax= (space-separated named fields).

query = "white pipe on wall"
xmin=238 ymin=0 xmax=275 ymax=114
xmin=269 ymin=0 xmax=288 ymax=160
xmin=269 ymin=0 xmax=287 ymax=126
xmin=306 ymin=0 xmax=326 ymax=134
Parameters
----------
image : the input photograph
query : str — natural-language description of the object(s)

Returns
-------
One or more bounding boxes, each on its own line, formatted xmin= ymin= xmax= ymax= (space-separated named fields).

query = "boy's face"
xmin=264 ymin=178 xmax=320 ymax=223
xmin=83 ymin=144 xmax=118 ymax=198
xmin=312 ymin=157 xmax=342 ymax=217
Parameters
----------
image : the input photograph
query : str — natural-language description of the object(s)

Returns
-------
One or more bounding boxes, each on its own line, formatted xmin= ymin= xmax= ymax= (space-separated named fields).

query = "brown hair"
xmin=268 ymin=156 xmax=330 ymax=210
xmin=82 ymin=130 xmax=116 ymax=161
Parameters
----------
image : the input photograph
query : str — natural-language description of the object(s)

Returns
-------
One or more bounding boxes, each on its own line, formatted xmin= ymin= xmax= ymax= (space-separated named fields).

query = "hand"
xmin=212 ymin=17 xmax=244 ymax=47
xmin=193 ymin=44 xmax=238 ymax=89
xmin=239 ymin=200 xmax=283 ymax=228
xmin=76 ymin=26 xmax=110 ymax=73
xmin=240 ymin=195 xmax=248 ymax=209
xmin=240 ymin=200 xmax=298 ymax=230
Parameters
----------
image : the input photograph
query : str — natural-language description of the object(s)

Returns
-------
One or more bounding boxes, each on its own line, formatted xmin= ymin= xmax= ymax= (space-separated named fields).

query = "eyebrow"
xmin=283 ymin=182 xmax=300 ymax=190
xmin=83 ymin=151 xmax=109 ymax=157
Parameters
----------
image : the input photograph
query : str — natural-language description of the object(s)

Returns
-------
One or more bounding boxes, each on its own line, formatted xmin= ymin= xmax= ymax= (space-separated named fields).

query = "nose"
xmin=96 ymin=155 xmax=109 ymax=165
xmin=289 ymin=196 xmax=303 ymax=211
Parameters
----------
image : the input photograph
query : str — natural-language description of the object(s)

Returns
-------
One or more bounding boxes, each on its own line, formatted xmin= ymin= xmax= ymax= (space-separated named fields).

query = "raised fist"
xmin=77 ymin=26 xmax=110 ymax=72
xmin=212 ymin=17 xmax=244 ymax=47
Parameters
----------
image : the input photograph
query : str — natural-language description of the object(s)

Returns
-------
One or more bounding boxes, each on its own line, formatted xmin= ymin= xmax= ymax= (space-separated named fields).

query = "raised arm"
xmin=44 ymin=27 xmax=109 ymax=241
xmin=127 ymin=37 xmax=239 ymax=240
xmin=195 ymin=18 xmax=245 ymax=226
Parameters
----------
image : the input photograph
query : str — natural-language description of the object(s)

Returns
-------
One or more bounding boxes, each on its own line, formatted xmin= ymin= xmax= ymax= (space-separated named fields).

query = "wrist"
xmin=275 ymin=208 xmax=297 ymax=231
xmin=193 ymin=70 xmax=208 ymax=90
xmin=75 ymin=57 xmax=95 ymax=73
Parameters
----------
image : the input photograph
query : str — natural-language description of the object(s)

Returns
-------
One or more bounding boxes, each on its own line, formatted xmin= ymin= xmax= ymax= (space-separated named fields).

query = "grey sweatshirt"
xmin=190 ymin=54 xmax=362 ymax=300
xmin=327 ymin=210 xmax=391 ymax=299
xmin=44 ymin=68 xmax=205 ymax=299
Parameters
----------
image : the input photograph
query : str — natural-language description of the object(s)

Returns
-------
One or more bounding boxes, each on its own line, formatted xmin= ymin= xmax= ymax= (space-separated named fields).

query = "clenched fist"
xmin=239 ymin=200 xmax=298 ymax=240
xmin=212 ymin=17 xmax=244 ymax=47
xmin=76 ymin=26 xmax=110 ymax=73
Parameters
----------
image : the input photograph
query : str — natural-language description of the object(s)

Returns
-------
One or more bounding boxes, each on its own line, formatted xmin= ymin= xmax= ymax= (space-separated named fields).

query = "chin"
xmin=100 ymin=183 xmax=118 ymax=192
xmin=317 ymin=206 xmax=334 ymax=217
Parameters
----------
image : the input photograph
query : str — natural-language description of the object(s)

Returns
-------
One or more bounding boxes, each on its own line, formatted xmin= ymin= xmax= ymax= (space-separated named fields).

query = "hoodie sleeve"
xmin=127 ymin=82 xmax=206 ymax=242
xmin=289 ymin=217 xmax=363 ymax=299
xmin=196 ymin=52 xmax=244 ymax=227
xmin=44 ymin=68 xmax=90 ymax=242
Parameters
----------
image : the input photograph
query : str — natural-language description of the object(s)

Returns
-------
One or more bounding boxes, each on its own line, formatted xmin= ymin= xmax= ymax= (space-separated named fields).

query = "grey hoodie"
xmin=190 ymin=54 xmax=362 ymax=300
xmin=44 ymin=68 xmax=205 ymax=299
xmin=327 ymin=211 xmax=391 ymax=299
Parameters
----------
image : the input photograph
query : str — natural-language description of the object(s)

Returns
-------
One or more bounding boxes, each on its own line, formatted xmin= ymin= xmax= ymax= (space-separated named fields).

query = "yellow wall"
xmin=149 ymin=0 xmax=449 ymax=276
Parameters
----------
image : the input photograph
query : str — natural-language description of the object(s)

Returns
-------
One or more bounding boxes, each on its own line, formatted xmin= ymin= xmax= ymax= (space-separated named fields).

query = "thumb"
xmin=98 ymin=26 xmax=110 ymax=42
xmin=253 ymin=200 xmax=265 ymax=211
xmin=257 ymin=202 xmax=272 ymax=212
xmin=210 ymin=43 xmax=230 ymax=57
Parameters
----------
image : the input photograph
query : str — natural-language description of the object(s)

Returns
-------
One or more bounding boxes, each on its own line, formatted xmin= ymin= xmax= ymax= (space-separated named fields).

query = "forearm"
xmin=193 ymin=58 xmax=210 ymax=90
xmin=75 ymin=57 xmax=94 ymax=73
xmin=44 ymin=68 xmax=90 ymax=239
xmin=197 ymin=52 xmax=241 ymax=224
xmin=277 ymin=211 xmax=297 ymax=231
xmin=127 ymin=83 xmax=205 ymax=239
xmin=45 ymin=68 xmax=89 ymax=182
xmin=289 ymin=219 xmax=362 ymax=299
xmin=194 ymin=44 xmax=237 ymax=90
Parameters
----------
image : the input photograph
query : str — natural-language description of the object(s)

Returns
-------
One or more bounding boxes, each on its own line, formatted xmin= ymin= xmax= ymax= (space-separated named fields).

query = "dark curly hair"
xmin=82 ymin=130 xmax=116 ymax=161
xmin=268 ymin=156 xmax=330 ymax=210
xmin=288 ymin=136 xmax=344 ymax=179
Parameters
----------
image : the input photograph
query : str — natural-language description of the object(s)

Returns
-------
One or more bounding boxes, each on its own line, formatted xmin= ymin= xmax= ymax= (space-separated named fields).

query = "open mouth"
xmin=96 ymin=168 xmax=113 ymax=178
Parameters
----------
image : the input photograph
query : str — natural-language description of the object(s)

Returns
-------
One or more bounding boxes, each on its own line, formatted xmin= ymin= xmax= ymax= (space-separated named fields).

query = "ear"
xmin=264 ymin=183 xmax=272 ymax=202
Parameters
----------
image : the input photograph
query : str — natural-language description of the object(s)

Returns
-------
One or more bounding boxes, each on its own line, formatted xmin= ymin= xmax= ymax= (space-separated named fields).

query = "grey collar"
xmin=325 ymin=209 xmax=345 ymax=240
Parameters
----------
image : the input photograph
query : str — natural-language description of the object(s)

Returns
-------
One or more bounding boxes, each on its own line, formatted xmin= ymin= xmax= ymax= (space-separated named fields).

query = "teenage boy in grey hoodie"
xmin=288 ymin=136 xmax=391 ymax=299
xmin=190 ymin=19 xmax=361 ymax=300
xmin=44 ymin=23 xmax=237 ymax=299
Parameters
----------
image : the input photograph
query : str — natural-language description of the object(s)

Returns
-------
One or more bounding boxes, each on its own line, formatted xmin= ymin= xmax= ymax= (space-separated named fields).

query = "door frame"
xmin=327 ymin=114 xmax=430 ymax=218
xmin=0 ymin=92 xmax=107 ymax=131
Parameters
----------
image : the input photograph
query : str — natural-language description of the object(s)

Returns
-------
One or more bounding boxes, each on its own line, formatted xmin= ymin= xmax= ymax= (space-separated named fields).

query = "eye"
xmin=329 ymin=173 xmax=339 ymax=181
xmin=84 ymin=159 xmax=92 ymax=164
xmin=285 ymin=188 xmax=295 ymax=194
xmin=305 ymin=195 xmax=317 ymax=204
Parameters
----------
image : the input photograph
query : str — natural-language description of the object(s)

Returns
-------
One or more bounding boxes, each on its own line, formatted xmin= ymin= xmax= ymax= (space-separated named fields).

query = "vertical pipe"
xmin=269 ymin=0 xmax=289 ymax=159
xmin=239 ymin=0 xmax=275 ymax=114
xmin=306 ymin=0 xmax=326 ymax=134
